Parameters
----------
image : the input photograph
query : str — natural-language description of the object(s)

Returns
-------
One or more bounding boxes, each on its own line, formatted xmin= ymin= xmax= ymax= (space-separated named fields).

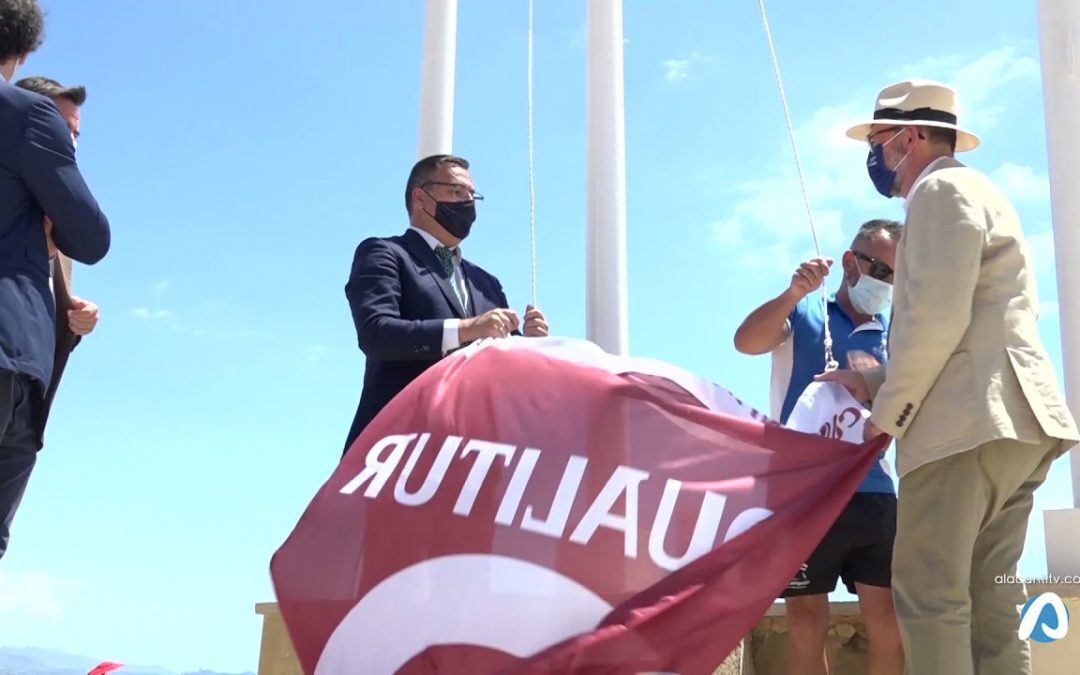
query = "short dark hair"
xmin=853 ymin=219 xmax=902 ymax=245
xmin=14 ymin=75 xmax=85 ymax=105
xmin=0 ymin=0 xmax=44 ymax=62
xmin=922 ymin=125 xmax=957 ymax=153
xmin=405 ymin=154 xmax=470 ymax=214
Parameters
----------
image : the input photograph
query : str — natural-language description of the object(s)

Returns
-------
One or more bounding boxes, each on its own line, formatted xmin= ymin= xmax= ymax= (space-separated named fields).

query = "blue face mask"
xmin=865 ymin=130 xmax=906 ymax=198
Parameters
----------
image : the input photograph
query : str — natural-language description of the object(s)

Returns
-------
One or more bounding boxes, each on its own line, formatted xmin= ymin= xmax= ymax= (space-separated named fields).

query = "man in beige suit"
xmin=820 ymin=80 xmax=1079 ymax=675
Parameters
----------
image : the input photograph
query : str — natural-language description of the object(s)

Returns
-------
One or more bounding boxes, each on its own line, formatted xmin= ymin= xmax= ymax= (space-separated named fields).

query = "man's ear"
xmin=411 ymin=186 xmax=424 ymax=214
xmin=840 ymin=250 xmax=858 ymax=283
xmin=905 ymin=125 xmax=923 ymax=149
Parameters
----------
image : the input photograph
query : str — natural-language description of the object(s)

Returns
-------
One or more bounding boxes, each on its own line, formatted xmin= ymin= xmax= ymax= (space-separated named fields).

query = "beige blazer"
xmin=862 ymin=156 xmax=1078 ymax=478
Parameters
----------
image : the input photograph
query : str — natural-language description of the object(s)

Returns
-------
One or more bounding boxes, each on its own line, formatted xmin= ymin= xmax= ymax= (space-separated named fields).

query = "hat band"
xmin=873 ymin=106 xmax=958 ymax=125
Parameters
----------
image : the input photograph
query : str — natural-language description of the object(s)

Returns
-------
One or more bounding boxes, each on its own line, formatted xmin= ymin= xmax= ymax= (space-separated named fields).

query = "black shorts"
xmin=781 ymin=492 xmax=896 ymax=597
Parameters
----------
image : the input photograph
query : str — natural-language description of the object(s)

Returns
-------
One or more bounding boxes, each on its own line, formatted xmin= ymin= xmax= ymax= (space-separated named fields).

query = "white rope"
xmin=755 ymin=0 xmax=838 ymax=371
xmin=526 ymin=0 xmax=538 ymax=309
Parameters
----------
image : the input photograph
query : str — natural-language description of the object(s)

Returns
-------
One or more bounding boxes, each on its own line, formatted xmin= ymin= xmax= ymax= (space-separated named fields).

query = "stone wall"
xmin=738 ymin=591 xmax=1080 ymax=675
xmin=738 ymin=602 xmax=866 ymax=675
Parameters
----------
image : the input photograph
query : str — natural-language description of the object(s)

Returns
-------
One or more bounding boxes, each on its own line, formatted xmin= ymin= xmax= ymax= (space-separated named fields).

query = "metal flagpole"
xmin=1035 ymin=0 xmax=1080 ymax=576
xmin=585 ymin=0 xmax=630 ymax=356
xmin=418 ymin=0 xmax=458 ymax=158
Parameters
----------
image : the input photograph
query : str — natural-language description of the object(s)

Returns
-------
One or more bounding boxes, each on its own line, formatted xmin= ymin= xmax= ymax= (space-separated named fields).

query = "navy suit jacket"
xmin=0 ymin=79 xmax=110 ymax=392
xmin=343 ymin=228 xmax=512 ymax=453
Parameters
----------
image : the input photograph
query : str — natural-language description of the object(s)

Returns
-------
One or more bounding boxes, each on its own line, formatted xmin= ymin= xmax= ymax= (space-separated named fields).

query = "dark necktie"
xmin=434 ymin=245 xmax=468 ymax=313
xmin=434 ymin=245 xmax=457 ymax=278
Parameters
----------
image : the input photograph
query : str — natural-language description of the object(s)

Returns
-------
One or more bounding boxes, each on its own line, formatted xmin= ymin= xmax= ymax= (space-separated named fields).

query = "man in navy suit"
xmin=343 ymin=154 xmax=549 ymax=455
xmin=0 ymin=0 xmax=111 ymax=560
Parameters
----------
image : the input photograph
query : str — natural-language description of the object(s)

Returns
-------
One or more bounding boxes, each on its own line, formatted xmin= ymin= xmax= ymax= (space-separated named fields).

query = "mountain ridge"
xmin=0 ymin=647 xmax=254 ymax=675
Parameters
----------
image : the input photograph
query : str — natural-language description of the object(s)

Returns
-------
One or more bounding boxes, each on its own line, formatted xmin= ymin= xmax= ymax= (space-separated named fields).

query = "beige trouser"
xmin=892 ymin=435 xmax=1062 ymax=675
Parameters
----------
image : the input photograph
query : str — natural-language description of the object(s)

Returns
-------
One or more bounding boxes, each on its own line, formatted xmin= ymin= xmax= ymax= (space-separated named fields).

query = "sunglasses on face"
xmin=852 ymin=250 xmax=894 ymax=281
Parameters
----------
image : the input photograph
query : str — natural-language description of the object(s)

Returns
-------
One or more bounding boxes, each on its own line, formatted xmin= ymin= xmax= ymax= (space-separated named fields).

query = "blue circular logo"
xmin=1020 ymin=593 xmax=1070 ymax=643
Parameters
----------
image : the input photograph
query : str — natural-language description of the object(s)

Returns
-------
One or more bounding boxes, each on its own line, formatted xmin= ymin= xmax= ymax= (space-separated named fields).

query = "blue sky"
xmin=0 ymin=0 xmax=1072 ymax=672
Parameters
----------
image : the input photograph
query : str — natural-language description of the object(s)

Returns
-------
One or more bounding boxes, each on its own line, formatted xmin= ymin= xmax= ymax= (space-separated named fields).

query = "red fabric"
xmin=87 ymin=663 xmax=124 ymax=675
xmin=270 ymin=339 xmax=886 ymax=674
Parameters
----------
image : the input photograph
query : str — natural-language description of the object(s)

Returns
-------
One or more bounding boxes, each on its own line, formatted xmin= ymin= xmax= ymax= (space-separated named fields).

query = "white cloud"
xmin=710 ymin=45 xmax=1040 ymax=273
xmin=664 ymin=59 xmax=689 ymax=81
xmin=663 ymin=52 xmax=714 ymax=81
xmin=1027 ymin=229 xmax=1058 ymax=272
xmin=893 ymin=45 xmax=1040 ymax=132
xmin=1022 ymin=229 xmax=1063 ymax=317
xmin=709 ymin=100 xmax=894 ymax=274
xmin=992 ymin=162 xmax=1050 ymax=204
xmin=151 ymin=280 xmax=171 ymax=293
xmin=0 ymin=569 xmax=79 ymax=620
xmin=130 ymin=307 xmax=171 ymax=320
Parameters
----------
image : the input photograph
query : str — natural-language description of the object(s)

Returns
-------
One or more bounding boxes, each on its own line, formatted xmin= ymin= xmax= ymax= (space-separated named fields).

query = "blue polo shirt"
xmin=770 ymin=294 xmax=895 ymax=494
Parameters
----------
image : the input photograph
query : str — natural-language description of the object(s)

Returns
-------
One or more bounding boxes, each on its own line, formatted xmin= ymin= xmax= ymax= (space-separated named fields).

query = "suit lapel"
xmin=402 ymin=229 xmax=468 ymax=318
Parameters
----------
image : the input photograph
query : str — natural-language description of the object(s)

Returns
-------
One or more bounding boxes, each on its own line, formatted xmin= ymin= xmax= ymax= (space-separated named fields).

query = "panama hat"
xmin=845 ymin=79 xmax=980 ymax=152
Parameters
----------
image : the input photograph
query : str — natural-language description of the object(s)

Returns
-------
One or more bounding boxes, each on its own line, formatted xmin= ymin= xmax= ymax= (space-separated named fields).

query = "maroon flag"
xmin=271 ymin=337 xmax=886 ymax=674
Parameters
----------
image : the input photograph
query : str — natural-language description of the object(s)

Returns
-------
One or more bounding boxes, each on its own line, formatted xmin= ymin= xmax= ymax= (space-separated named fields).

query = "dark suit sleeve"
xmin=346 ymin=238 xmax=445 ymax=361
xmin=19 ymin=98 xmax=110 ymax=265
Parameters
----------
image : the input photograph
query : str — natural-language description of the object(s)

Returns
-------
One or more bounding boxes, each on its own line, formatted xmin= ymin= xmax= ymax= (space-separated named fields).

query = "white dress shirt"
xmin=408 ymin=226 xmax=469 ymax=354
xmin=904 ymin=156 xmax=949 ymax=210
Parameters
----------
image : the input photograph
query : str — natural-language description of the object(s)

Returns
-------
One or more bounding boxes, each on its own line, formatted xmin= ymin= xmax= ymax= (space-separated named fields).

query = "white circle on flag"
xmin=315 ymin=554 xmax=613 ymax=674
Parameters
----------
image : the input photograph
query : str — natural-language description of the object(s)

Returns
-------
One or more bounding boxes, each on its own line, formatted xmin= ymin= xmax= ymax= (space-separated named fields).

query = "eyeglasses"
xmin=422 ymin=181 xmax=485 ymax=202
xmin=866 ymin=126 xmax=902 ymax=149
xmin=852 ymin=250 xmax=894 ymax=281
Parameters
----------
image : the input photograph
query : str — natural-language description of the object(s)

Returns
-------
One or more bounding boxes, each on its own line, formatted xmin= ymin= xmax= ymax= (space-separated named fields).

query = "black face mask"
xmin=426 ymin=196 xmax=476 ymax=240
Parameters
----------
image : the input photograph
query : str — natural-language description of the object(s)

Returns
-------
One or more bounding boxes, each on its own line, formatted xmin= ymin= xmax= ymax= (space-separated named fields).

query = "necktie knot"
xmin=434 ymin=245 xmax=457 ymax=277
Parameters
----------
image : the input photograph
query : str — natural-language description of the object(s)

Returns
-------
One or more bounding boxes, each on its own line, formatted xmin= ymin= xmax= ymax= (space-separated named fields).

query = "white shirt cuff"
xmin=442 ymin=319 xmax=462 ymax=354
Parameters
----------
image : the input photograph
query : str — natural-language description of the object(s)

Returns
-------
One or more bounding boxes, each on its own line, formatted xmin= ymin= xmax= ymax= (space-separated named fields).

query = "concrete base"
xmin=255 ymin=603 xmax=303 ymax=675
xmin=255 ymin=590 xmax=1080 ymax=674
xmin=1045 ymin=508 xmax=1080 ymax=576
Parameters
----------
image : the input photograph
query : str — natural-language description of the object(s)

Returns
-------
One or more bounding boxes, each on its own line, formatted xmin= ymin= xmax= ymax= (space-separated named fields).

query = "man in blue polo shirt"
xmin=734 ymin=219 xmax=903 ymax=675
